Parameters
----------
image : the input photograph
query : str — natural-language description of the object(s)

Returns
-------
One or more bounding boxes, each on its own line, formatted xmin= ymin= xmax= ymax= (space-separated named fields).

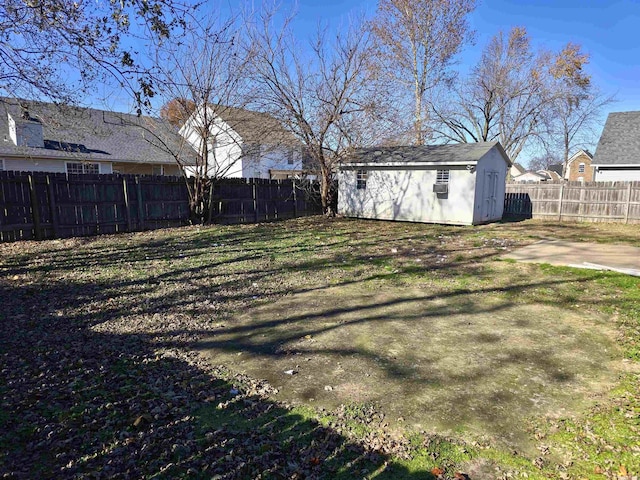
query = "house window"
xmin=287 ymin=148 xmax=294 ymax=165
xmin=356 ymin=170 xmax=367 ymax=190
xmin=0 ymin=159 xmax=4 ymax=171
xmin=436 ymin=169 xmax=450 ymax=184
xmin=152 ymin=165 xmax=164 ymax=176
xmin=578 ymin=163 xmax=585 ymax=173
xmin=66 ymin=162 xmax=100 ymax=174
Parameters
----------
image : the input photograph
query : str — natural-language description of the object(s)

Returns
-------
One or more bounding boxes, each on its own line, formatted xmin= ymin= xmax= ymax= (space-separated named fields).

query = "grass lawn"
xmin=1 ymin=217 xmax=639 ymax=479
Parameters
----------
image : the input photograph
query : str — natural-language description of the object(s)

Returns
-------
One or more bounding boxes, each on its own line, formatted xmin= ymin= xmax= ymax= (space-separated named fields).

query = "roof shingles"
xmin=593 ymin=111 xmax=640 ymax=166
xmin=343 ymin=142 xmax=508 ymax=165
xmin=0 ymin=98 xmax=197 ymax=165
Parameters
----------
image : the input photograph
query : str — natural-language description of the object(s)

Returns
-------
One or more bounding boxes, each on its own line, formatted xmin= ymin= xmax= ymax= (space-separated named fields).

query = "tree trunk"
xmin=414 ymin=80 xmax=423 ymax=145
xmin=563 ymin=130 xmax=570 ymax=179
xmin=320 ymin=168 xmax=335 ymax=217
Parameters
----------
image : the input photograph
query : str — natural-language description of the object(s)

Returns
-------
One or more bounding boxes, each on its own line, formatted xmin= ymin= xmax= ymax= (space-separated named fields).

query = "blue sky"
xmin=466 ymin=0 xmax=640 ymax=111
xmin=285 ymin=0 xmax=640 ymax=157
xmin=290 ymin=0 xmax=640 ymax=110
xmin=100 ymin=0 xmax=636 ymax=162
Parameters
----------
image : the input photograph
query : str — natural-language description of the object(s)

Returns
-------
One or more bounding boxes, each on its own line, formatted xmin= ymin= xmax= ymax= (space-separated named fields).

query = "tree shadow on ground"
xmin=0 ymin=217 xmax=630 ymax=478
xmin=0 ymin=276 xmax=444 ymax=479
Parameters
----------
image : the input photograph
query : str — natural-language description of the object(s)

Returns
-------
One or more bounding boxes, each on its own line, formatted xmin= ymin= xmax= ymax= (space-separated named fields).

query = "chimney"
xmin=8 ymin=112 xmax=44 ymax=148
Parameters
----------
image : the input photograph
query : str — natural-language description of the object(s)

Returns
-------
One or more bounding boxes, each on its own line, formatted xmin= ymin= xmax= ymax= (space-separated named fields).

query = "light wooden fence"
xmin=504 ymin=181 xmax=640 ymax=224
xmin=0 ymin=172 xmax=321 ymax=242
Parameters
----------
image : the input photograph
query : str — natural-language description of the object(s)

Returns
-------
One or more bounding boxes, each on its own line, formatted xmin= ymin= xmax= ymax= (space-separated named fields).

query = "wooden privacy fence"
xmin=0 ymin=171 xmax=190 ymax=241
xmin=504 ymin=181 xmax=640 ymax=224
xmin=209 ymin=177 xmax=320 ymax=224
xmin=0 ymin=172 xmax=321 ymax=242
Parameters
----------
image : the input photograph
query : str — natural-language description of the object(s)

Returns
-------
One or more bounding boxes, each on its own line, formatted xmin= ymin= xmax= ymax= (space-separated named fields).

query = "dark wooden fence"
xmin=209 ymin=177 xmax=320 ymax=224
xmin=0 ymin=172 xmax=321 ymax=242
xmin=504 ymin=181 xmax=640 ymax=224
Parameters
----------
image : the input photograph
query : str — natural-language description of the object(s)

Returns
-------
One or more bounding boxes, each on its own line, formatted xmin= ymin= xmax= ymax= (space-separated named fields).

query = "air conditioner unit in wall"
xmin=433 ymin=183 xmax=448 ymax=194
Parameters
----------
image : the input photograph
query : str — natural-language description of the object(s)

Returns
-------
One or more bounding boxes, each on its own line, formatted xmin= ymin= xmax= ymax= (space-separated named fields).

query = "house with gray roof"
xmin=564 ymin=150 xmax=594 ymax=182
xmin=512 ymin=170 xmax=551 ymax=183
xmin=0 ymin=98 xmax=197 ymax=176
xmin=179 ymin=104 xmax=307 ymax=180
xmin=337 ymin=142 xmax=511 ymax=225
xmin=508 ymin=162 xmax=526 ymax=180
xmin=593 ymin=111 xmax=640 ymax=181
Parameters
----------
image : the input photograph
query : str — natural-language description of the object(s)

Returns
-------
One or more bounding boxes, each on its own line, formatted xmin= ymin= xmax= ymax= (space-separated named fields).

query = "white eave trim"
xmin=341 ymin=161 xmax=479 ymax=168
xmin=592 ymin=164 xmax=640 ymax=168
xmin=567 ymin=150 xmax=592 ymax=165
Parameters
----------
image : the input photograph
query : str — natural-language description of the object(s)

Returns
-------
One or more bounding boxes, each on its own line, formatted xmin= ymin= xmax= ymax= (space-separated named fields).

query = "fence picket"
xmin=505 ymin=181 xmax=640 ymax=224
xmin=0 ymin=172 xmax=321 ymax=242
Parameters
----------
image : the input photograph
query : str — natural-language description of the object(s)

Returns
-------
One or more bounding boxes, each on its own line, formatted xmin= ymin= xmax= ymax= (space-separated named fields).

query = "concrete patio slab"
xmin=503 ymin=239 xmax=640 ymax=276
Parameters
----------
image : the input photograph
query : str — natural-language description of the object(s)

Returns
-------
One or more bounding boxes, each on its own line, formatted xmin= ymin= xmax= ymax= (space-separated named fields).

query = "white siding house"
xmin=180 ymin=105 xmax=305 ymax=180
xmin=592 ymin=111 xmax=640 ymax=181
xmin=338 ymin=142 xmax=511 ymax=226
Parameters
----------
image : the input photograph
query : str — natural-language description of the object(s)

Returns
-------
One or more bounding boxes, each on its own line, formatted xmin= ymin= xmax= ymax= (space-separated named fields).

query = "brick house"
xmin=564 ymin=150 xmax=594 ymax=182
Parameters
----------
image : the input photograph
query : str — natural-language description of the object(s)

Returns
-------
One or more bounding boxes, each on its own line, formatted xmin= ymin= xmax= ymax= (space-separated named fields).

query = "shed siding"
xmin=594 ymin=167 xmax=640 ymax=182
xmin=338 ymin=166 xmax=476 ymax=225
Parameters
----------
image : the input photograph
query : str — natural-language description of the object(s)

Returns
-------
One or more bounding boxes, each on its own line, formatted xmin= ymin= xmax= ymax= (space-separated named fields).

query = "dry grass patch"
xmin=2 ymin=216 xmax=639 ymax=478
xmin=196 ymin=282 xmax=623 ymax=455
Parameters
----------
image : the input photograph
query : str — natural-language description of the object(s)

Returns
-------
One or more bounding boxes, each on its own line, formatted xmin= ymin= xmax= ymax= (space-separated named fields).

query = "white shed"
xmin=337 ymin=142 xmax=511 ymax=226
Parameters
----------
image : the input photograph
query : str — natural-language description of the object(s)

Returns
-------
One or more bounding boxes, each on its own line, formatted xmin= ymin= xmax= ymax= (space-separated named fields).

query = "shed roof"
xmin=593 ymin=111 xmax=640 ymax=166
xmin=342 ymin=142 xmax=510 ymax=167
xmin=0 ymin=98 xmax=198 ymax=165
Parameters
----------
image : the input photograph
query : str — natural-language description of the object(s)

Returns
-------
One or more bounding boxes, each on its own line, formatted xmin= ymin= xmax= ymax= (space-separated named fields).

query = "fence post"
xmin=45 ymin=175 xmax=59 ymax=238
xmin=275 ymin=179 xmax=280 ymax=220
xmin=136 ymin=176 xmax=145 ymax=230
xmin=122 ymin=177 xmax=132 ymax=232
xmin=557 ymin=184 xmax=564 ymax=221
xmin=207 ymin=181 xmax=215 ymax=224
xmin=28 ymin=174 xmax=43 ymax=240
xmin=292 ymin=180 xmax=298 ymax=217
xmin=252 ymin=179 xmax=259 ymax=223
xmin=624 ymin=182 xmax=632 ymax=224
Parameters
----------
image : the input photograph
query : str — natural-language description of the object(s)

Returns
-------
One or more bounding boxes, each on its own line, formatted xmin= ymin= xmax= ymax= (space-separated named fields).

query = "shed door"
xmin=482 ymin=171 xmax=499 ymax=220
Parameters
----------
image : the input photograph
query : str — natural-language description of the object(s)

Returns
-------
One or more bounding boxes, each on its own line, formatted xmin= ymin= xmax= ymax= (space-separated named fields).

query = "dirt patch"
xmin=196 ymin=283 xmax=624 ymax=454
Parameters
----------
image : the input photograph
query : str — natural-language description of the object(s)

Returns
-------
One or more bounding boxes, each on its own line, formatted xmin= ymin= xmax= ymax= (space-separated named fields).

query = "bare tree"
xmin=432 ymin=27 xmax=554 ymax=160
xmin=0 ymin=0 xmax=193 ymax=108
xmin=546 ymin=43 xmax=616 ymax=172
xmin=247 ymin=8 xmax=386 ymax=215
xmin=370 ymin=0 xmax=476 ymax=145
xmin=527 ymin=152 xmax=562 ymax=171
xmin=139 ymin=13 xmax=259 ymax=223
xmin=433 ymin=29 xmax=614 ymax=164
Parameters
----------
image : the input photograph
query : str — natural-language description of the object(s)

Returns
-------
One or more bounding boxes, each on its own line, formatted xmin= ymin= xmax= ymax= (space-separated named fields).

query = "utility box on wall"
xmin=433 ymin=183 xmax=448 ymax=194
